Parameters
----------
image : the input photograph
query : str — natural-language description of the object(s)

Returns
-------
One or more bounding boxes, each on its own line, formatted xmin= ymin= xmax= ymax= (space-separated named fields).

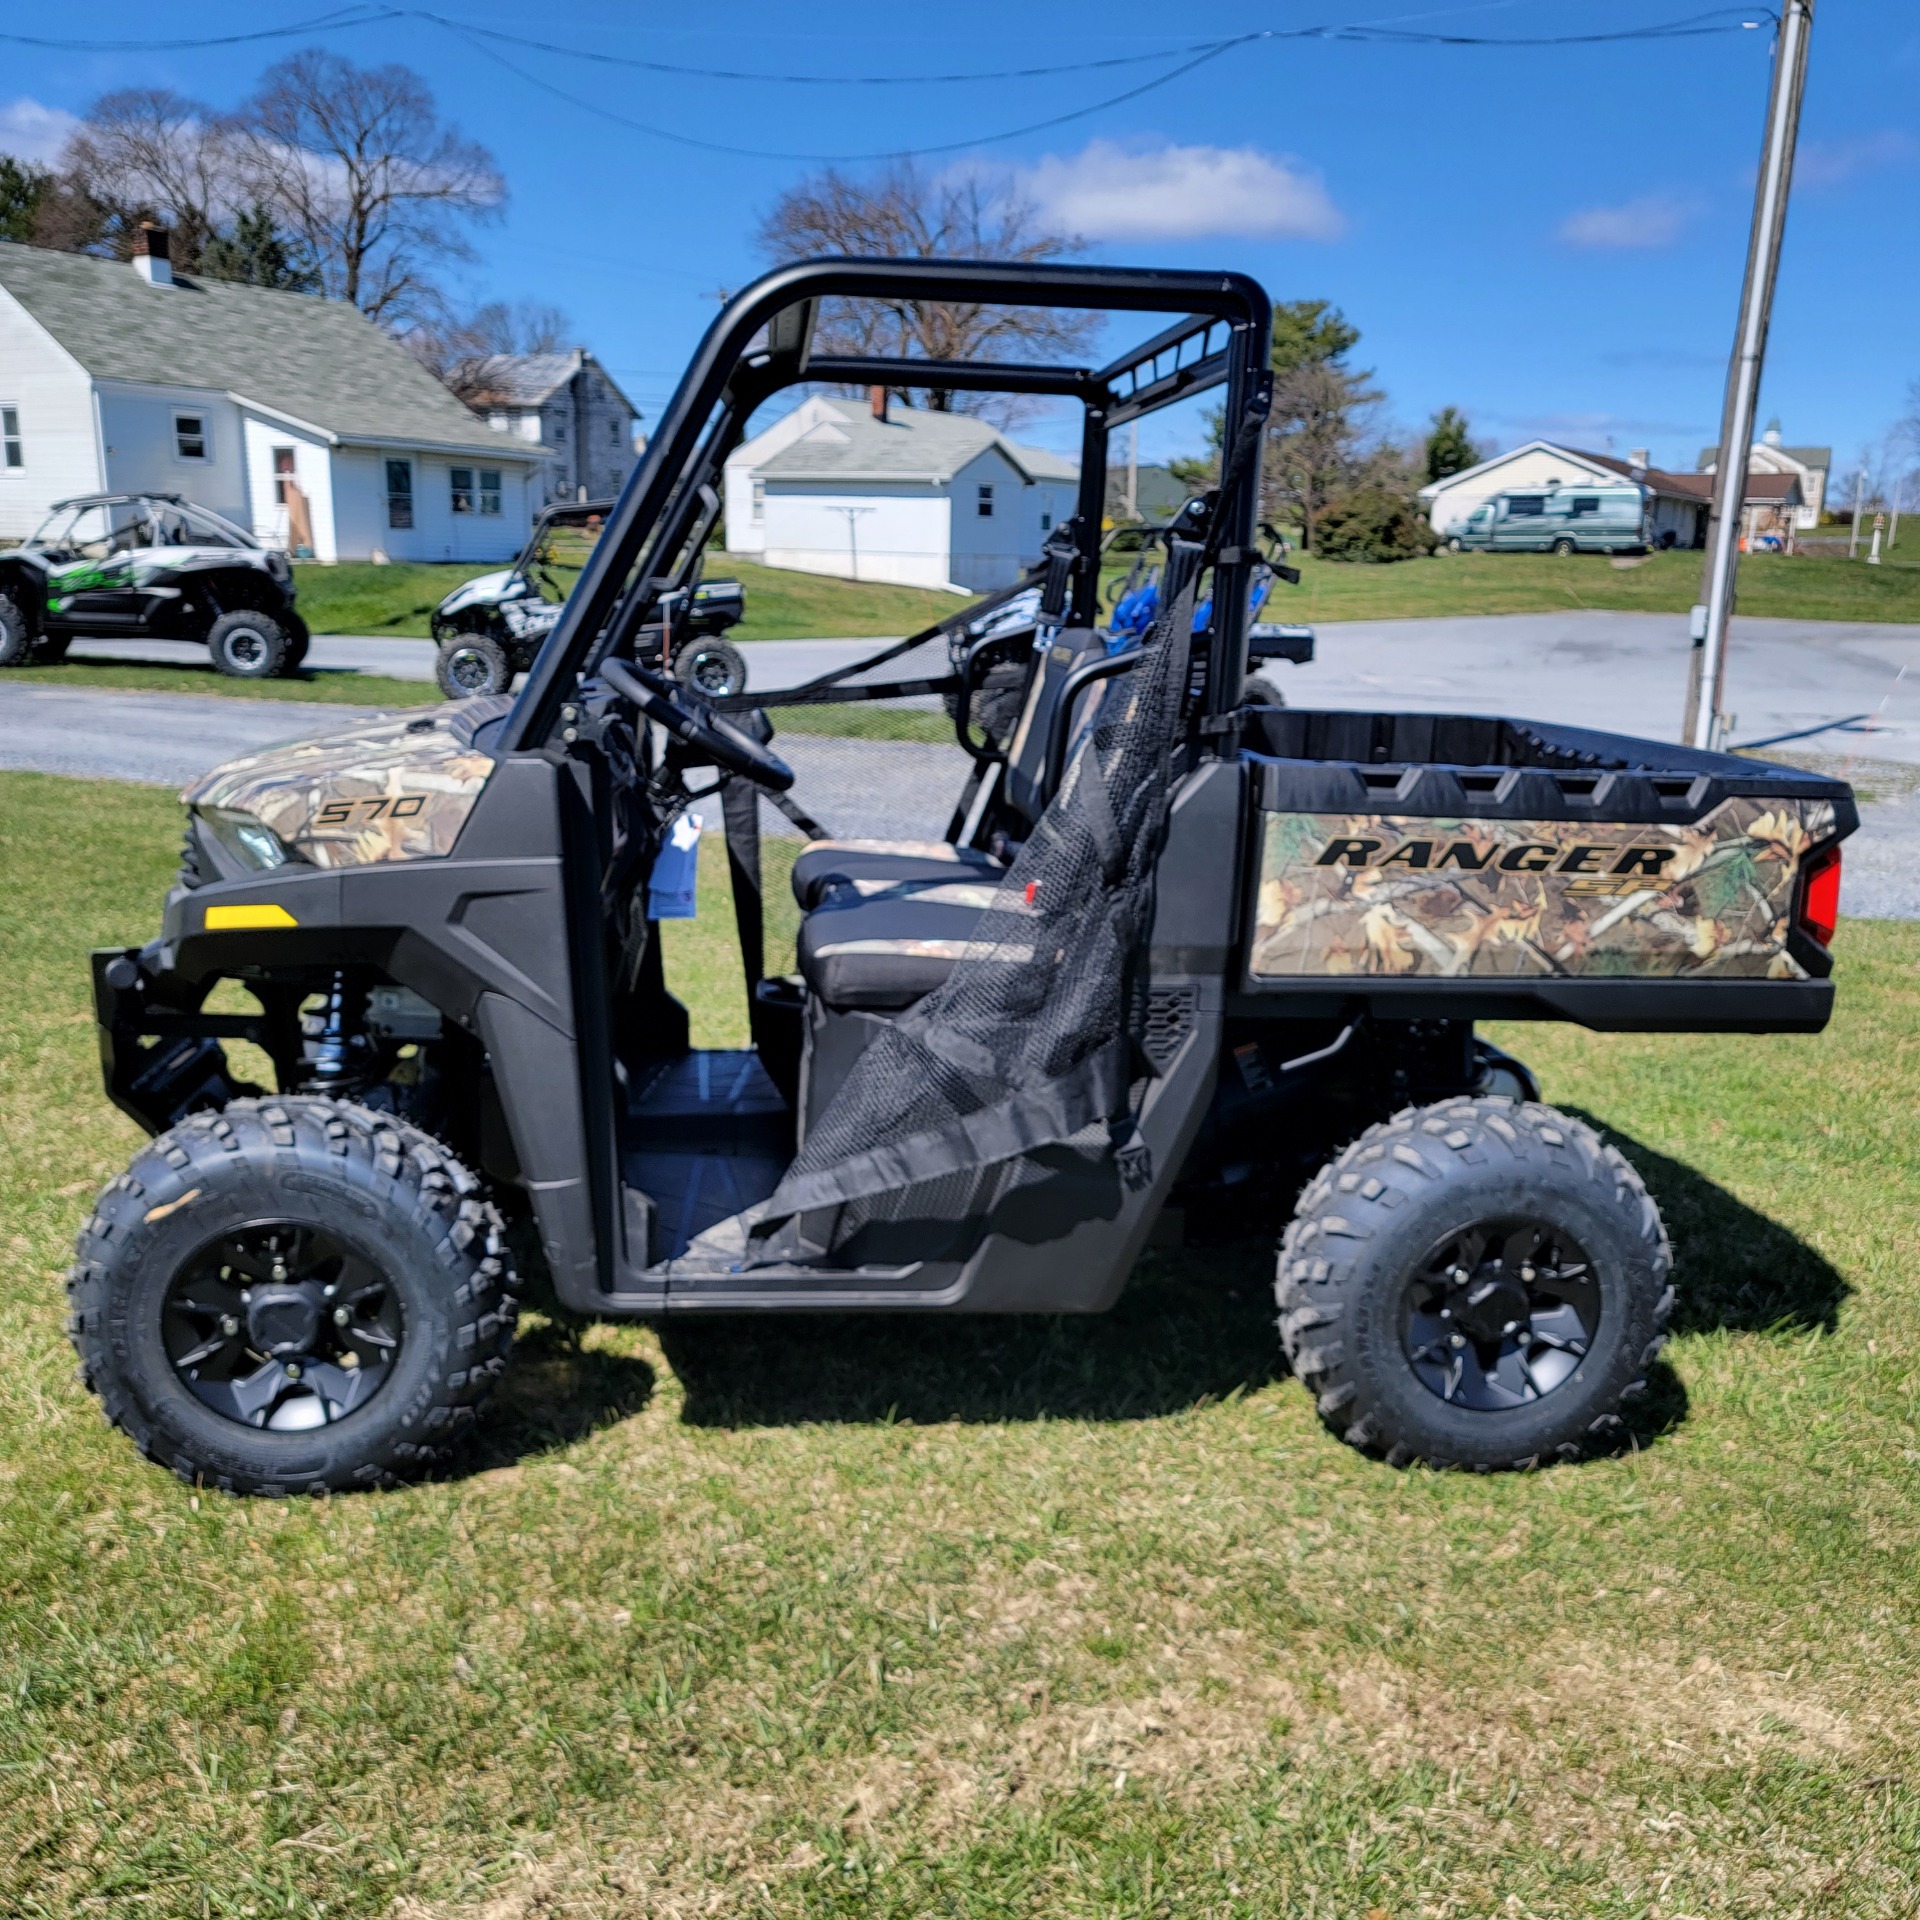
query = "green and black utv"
xmin=72 ymin=260 xmax=1855 ymax=1494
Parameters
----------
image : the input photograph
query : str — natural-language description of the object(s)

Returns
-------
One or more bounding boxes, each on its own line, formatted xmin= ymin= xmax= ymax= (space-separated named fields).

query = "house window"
xmin=385 ymin=459 xmax=414 ymax=530
xmin=977 ymin=484 xmax=994 ymax=519
xmin=479 ymin=470 xmax=502 ymax=516
xmin=751 ymin=479 xmax=765 ymax=524
xmin=609 ymin=419 xmax=621 ymax=446
xmin=272 ymin=446 xmax=296 ymax=504
xmin=174 ymin=412 xmax=208 ymax=461
xmin=1040 ymin=510 xmax=1052 ymax=531
xmin=450 ymin=467 xmax=474 ymax=514
xmin=1 ymin=406 xmax=20 ymax=469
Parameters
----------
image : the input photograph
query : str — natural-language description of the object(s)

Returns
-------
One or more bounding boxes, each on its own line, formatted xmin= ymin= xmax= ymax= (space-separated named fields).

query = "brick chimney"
xmin=132 ymin=222 xmax=173 ymax=287
xmin=868 ymin=384 xmax=888 ymax=423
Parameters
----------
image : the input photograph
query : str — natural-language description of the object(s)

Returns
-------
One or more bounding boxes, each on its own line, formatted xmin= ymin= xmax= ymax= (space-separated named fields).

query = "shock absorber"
xmin=304 ymin=972 xmax=365 ymax=1094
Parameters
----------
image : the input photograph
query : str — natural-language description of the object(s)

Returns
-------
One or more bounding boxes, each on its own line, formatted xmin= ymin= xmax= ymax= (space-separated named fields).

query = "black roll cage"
xmin=498 ymin=258 xmax=1274 ymax=756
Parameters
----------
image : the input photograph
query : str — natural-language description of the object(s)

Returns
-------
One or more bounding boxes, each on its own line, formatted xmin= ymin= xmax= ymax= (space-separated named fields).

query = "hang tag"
xmin=647 ymin=812 xmax=703 ymax=920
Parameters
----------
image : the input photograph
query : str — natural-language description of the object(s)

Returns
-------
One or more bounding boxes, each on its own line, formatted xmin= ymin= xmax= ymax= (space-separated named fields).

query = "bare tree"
xmin=758 ymin=162 xmax=1095 ymax=416
xmin=405 ymin=299 xmax=576 ymax=400
xmin=55 ymin=88 xmax=247 ymax=268
xmin=235 ymin=51 xmax=504 ymax=327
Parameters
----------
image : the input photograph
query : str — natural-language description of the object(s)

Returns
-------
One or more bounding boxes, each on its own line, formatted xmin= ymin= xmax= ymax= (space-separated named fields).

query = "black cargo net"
xmin=683 ymin=565 xmax=1204 ymax=1272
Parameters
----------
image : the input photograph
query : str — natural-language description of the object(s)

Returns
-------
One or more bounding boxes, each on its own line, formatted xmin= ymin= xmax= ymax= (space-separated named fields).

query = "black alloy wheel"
xmin=162 ymin=1222 xmax=403 ymax=1432
xmin=0 ymin=590 xmax=32 ymax=667
xmin=1400 ymin=1219 xmax=1600 ymax=1411
xmin=435 ymin=633 xmax=513 ymax=699
xmin=208 ymin=609 xmax=291 ymax=678
xmin=1277 ymin=1097 xmax=1673 ymax=1470
xmin=674 ymin=639 xmax=748 ymax=700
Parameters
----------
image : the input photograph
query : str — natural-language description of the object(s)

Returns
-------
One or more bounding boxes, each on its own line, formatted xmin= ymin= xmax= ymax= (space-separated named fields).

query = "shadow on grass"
xmin=1574 ymin=1113 xmax=1850 ymax=1337
xmin=663 ymin=1240 xmax=1282 ymax=1429
xmin=461 ymin=1317 xmax=657 ymax=1471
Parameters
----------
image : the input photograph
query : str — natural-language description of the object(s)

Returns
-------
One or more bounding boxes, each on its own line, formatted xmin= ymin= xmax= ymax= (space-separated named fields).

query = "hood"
xmin=437 ymin=568 xmax=524 ymax=615
xmin=184 ymin=697 xmax=512 ymax=869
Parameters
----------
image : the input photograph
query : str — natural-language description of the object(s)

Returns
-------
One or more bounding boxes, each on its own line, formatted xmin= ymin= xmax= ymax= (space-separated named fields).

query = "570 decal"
xmin=315 ymin=796 xmax=429 ymax=827
xmin=1316 ymin=835 xmax=1679 ymax=896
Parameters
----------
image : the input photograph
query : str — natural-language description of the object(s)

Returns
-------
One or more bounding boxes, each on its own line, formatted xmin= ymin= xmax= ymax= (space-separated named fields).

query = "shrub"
xmin=1312 ymin=487 xmax=1439 ymax=563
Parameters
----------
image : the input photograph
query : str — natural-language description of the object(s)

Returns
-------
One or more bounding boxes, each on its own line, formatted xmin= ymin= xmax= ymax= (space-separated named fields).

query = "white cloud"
xmin=0 ymin=97 xmax=79 ymax=167
xmin=1796 ymin=130 xmax=1918 ymax=189
xmin=1557 ymin=193 xmax=1698 ymax=250
xmin=1014 ymin=140 xmax=1345 ymax=244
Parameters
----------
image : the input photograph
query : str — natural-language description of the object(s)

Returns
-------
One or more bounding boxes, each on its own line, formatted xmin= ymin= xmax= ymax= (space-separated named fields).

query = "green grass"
xmin=291 ymin=553 xmax=964 ymax=641
xmin=1261 ymin=547 xmax=1920 ymax=625
xmin=6 ymin=657 xmax=436 ymax=706
xmin=4 ymin=771 xmax=1920 ymax=1917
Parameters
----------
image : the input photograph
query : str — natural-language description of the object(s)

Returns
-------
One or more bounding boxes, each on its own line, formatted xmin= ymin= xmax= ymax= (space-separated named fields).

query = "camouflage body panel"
xmin=1249 ymin=795 xmax=1838 ymax=982
xmin=184 ymin=707 xmax=498 ymax=869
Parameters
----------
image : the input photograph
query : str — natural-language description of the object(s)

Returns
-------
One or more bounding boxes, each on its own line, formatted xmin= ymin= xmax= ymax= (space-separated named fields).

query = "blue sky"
xmin=4 ymin=0 xmax=1915 ymax=480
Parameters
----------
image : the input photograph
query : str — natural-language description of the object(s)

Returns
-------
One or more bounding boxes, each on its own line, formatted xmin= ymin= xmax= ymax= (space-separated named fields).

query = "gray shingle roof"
xmin=462 ymin=351 xmax=582 ymax=409
xmin=759 ymin=399 xmax=1078 ymax=486
xmin=0 ymin=242 xmax=544 ymax=461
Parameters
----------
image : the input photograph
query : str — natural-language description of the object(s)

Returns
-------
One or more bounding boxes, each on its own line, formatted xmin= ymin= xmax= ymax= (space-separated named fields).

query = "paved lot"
xmin=14 ymin=609 xmax=1920 ymax=915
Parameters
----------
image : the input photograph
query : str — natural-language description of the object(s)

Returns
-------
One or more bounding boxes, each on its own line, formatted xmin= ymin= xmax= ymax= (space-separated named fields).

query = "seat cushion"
xmin=791 ymin=838 xmax=1002 ymax=910
xmin=797 ymin=878 xmax=1021 ymax=1011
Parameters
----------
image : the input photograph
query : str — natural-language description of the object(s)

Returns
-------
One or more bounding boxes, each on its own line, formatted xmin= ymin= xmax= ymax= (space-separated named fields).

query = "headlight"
xmin=198 ymin=806 xmax=294 ymax=871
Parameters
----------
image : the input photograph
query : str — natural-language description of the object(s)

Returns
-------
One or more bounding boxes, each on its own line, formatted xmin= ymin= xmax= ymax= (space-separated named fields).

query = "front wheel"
xmin=207 ymin=609 xmax=292 ymax=678
xmin=67 ymin=1099 xmax=518 ymax=1495
xmin=0 ymin=590 xmax=33 ymax=666
xmin=674 ymin=638 xmax=748 ymax=700
xmin=1445 ymin=536 xmax=1463 ymax=554
xmin=1278 ymin=1098 xmax=1672 ymax=1469
xmin=436 ymin=633 xmax=514 ymax=699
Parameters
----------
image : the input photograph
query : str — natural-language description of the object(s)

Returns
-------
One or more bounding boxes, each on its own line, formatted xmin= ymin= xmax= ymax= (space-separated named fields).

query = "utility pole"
xmin=1684 ymin=0 xmax=1814 ymax=751
xmin=829 ymin=504 xmax=875 ymax=583
xmin=1848 ymin=466 xmax=1865 ymax=559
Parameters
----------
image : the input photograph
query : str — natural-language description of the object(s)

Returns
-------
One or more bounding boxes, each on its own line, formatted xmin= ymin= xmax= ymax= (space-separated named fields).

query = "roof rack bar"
xmin=1102 ymin=350 xmax=1231 ymax=429
xmin=1095 ymin=312 xmax=1218 ymax=388
xmin=804 ymin=355 xmax=1099 ymax=399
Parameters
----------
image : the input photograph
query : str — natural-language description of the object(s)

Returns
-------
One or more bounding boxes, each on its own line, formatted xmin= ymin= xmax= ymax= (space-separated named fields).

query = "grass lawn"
xmin=4 ymin=771 xmax=1919 ymax=1917
xmin=291 ymin=554 xmax=964 ymax=642
xmin=1263 ymin=548 xmax=1920 ymax=626
xmin=6 ymin=658 xmax=437 ymax=707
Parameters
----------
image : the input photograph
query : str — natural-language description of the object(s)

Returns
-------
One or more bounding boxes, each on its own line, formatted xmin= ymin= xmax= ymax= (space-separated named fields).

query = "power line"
xmin=0 ymin=6 xmax=393 ymax=52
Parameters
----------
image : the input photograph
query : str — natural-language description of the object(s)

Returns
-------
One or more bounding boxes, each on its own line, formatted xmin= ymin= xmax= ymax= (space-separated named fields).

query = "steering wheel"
xmin=599 ymin=656 xmax=794 ymax=791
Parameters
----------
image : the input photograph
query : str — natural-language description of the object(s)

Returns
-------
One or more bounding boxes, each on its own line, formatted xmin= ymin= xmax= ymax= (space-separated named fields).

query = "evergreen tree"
xmin=1268 ymin=299 xmax=1362 ymax=378
xmin=0 ymin=157 xmax=53 ymax=244
xmin=200 ymin=202 xmax=321 ymax=292
xmin=1423 ymin=406 xmax=1481 ymax=483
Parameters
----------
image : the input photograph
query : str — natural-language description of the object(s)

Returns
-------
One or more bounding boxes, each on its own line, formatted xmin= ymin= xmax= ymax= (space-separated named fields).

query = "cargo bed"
xmin=1234 ymin=709 xmax=1856 ymax=1032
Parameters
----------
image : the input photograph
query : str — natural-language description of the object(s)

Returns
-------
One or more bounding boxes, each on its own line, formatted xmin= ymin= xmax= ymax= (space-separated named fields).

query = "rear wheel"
xmin=0 ymin=591 xmax=33 ymax=666
xmin=1278 ymin=1098 xmax=1671 ymax=1469
xmin=207 ymin=609 xmax=292 ymax=678
xmin=674 ymin=638 xmax=748 ymax=700
xmin=67 ymin=1099 xmax=517 ymax=1494
xmin=436 ymin=633 xmax=514 ymax=699
xmin=1551 ymin=537 xmax=1577 ymax=556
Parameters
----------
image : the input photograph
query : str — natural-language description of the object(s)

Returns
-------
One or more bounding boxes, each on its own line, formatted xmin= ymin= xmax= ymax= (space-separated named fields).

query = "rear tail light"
xmin=1798 ymin=844 xmax=1842 ymax=947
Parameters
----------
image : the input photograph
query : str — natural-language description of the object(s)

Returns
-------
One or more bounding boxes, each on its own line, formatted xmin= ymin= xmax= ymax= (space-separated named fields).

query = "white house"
xmin=0 ymin=229 xmax=549 ymax=562
xmin=1698 ymin=420 xmax=1829 ymax=532
xmin=724 ymin=392 xmax=1079 ymax=593
xmin=460 ymin=349 xmax=643 ymax=505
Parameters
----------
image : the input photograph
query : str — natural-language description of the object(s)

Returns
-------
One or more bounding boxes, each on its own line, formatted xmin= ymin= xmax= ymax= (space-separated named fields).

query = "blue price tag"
xmin=647 ymin=812 xmax=703 ymax=920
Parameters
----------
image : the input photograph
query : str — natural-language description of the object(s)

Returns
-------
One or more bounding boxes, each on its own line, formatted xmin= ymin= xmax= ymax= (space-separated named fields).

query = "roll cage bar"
xmin=499 ymin=258 xmax=1273 ymax=756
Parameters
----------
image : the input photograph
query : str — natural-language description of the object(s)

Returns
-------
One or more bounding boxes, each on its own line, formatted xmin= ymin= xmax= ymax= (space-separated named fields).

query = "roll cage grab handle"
xmin=498 ymin=257 xmax=1273 ymax=756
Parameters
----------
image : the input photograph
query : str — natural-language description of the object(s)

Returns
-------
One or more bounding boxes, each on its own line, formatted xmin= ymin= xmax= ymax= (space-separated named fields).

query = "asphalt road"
xmin=15 ymin=608 xmax=1920 ymax=915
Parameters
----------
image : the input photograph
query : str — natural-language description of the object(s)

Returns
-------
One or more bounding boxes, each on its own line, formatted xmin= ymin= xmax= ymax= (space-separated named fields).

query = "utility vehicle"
xmin=72 ymin=260 xmax=1855 ymax=1495
xmin=0 ymin=492 xmax=308 ymax=676
xmin=430 ymin=497 xmax=749 ymax=700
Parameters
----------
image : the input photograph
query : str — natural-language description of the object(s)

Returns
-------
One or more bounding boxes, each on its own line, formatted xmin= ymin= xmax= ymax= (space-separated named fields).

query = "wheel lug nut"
xmin=333 ymin=1306 xmax=351 ymax=1326
xmin=1502 ymin=1320 xmax=1518 ymax=1334
xmin=221 ymin=1315 xmax=239 ymax=1336
xmin=1450 ymin=1333 xmax=1466 ymax=1348
xmin=284 ymin=1363 xmax=301 ymax=1380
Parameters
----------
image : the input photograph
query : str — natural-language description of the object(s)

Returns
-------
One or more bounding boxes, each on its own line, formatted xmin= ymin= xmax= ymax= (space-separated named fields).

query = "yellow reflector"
xmin=204 ymin=903 xmax=298 ymax=930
